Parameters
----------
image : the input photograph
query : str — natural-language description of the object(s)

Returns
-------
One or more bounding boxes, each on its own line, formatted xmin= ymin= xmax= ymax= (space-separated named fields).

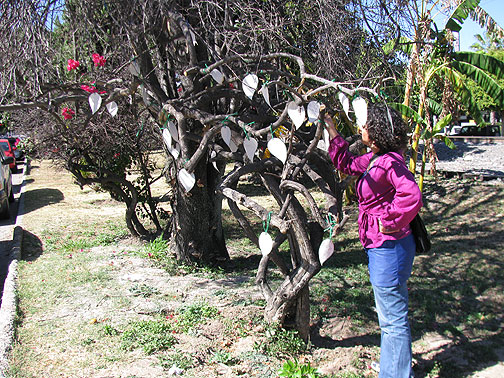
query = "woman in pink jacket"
xmin=324 ymin=104 xmax=422 ymax=378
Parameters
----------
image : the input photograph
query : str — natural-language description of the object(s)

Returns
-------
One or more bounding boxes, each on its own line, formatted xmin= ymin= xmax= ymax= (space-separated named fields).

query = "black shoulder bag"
xmin=410 ymin=213 xmax=431 ymax=254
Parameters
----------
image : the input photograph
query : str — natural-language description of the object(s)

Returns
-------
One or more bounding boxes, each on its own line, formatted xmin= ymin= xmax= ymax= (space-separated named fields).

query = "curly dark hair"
xmin=365 ymin=103 xmax=409 ymax=154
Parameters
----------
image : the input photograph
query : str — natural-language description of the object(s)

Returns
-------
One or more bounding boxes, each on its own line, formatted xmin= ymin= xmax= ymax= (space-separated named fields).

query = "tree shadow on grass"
xmin=20 ymin=188 xmax=64 ymax=215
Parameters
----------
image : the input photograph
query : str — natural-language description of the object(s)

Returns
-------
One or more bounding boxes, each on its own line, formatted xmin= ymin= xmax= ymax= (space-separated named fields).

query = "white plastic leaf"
xmin=338 ymin=92 xmax=350 ymax=118
xmin=229 ymin=139 xmax=238 ymax=152
xmin=106 ymin=101 xmax=118 ymax=117
xmin=318 ymin=239 xmax=334 ymax=265
xmin=221 ymin=125 xmax=231 ymax=146
xmin=89 ymin=92 xmax=102 ymax=114
xmin=259 ymin=232 xmax=273 ymax=256
xmin=168 ymin=121 xmax=179 ymax=143
xmin=267 ymin=138 xmax=287 ymax=164
xmin=162 ymin=128 xmax=172 ymax=148
xmin=242 ymin=74 xmax=259 ymax=100
xmin=323 ymin=129 xmax=330 ymax=149
xmin=178 ymin=168 xmax=195 ymax=193
xmin=287 ymin=102 xmax=305 ymax=129
xmin=243 ymin=137 xmax=258 ymax=161
xmin=129 ymin=60 xmax=140 ymax=77
xmin=210 ymin=69 xmax=224 ymax=84
xmin=352 ymin=96 xmax=368 ymax=128
xmin=210 ymin=150 xmax=218 ymax=171
xmin=307 ymin=101 xmax=321 ymax=123
xmin=190 ymin=30 xmax=197 ymax=46
xmin=168 ymin=143 xmax=180 ymax=160
xmin=260 ymin=85 xmax=270 ymax=107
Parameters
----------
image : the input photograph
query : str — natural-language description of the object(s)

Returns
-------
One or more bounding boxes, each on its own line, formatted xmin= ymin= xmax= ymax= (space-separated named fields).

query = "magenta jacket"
xmin=328 ymin=135 xmax=422 ymax=248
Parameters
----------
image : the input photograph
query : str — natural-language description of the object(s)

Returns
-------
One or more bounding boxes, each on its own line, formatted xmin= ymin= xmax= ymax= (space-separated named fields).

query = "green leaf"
xmin=453 ymin=51 xmax=504 ymax=80
xmin=440 ymin=67 xmax=484 ymax=125
xmin=421 ymin=114 xmax=452 ymax=139
xmin=427 ymin=98 xmax=443 ymax=116
xmin=388 ymin=103 xmax=426 ymax=127
xmin=451 ymin=60 xmax=504 ymax=106
xmin=383 ymin=36 xmax=413 ymax=55
xmin=443 ymin=136 xmax=457 ymax=149
xmin=445 ymin=0 xmax=480 ymax=32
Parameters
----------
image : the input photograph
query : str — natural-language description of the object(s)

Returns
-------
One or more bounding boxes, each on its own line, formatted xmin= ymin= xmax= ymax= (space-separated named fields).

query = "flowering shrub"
xmin=92 ymin=53 xmax=106 ymax=67
xmin=62 ymin=107 xmax=75 ymax=120
xmin=81 ymin=84 xmax=98 ymax=93
xmin=67 ymin=59 xmax=80 ymax=71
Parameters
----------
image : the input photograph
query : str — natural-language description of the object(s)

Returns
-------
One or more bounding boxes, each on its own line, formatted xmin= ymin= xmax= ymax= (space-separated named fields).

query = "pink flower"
xmin=81 ymin=84 xmax=98 ymax=93
xmin=92 ymin=53 xmax=106 ymax=67
xmin=67 ymin=59 xmax=80 ymax=71
xmin=62 ymin=107 xmax=75 ymax=120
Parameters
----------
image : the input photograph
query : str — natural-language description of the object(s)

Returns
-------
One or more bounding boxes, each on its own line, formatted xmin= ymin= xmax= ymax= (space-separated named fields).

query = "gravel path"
xmin=424 ymin=140 xmax=504 ymax=178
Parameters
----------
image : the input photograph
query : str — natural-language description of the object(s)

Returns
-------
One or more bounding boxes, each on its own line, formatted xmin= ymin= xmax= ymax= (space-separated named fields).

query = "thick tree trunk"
xmin=168 ymin=158 xmax=229 ymax=263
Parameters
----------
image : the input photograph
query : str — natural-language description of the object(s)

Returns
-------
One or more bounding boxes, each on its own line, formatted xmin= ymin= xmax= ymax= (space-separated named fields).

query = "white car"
xmin=449 ymin=125 xmax=462 ymax=136
xmin=0 ymin=148 xmax=14 ymax=219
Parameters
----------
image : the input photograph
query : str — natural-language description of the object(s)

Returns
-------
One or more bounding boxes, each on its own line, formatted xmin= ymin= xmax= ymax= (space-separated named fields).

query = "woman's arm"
xmin=379 ymin=155 xmax=423 ymax=232
xmin=324 ymin=113 xmax=371 ymax=176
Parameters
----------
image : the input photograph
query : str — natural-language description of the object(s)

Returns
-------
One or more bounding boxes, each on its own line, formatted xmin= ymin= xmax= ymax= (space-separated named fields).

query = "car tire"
xmin=0 ymin=198 xmax=10 ymax=219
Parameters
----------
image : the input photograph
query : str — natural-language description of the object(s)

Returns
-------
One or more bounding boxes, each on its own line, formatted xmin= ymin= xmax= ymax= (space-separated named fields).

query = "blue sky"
xmin=457 ymin=0 xmax=503 ymax=51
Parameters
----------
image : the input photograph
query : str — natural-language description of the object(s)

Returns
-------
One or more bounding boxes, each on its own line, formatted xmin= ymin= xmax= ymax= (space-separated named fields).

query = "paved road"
xmin=0 ymin=164 xmax=25 ymax=299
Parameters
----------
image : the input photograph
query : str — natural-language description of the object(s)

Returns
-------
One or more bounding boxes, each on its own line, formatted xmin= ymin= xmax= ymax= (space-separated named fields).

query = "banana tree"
xmin=390 ymin=103 xmax=454 ymax=191
xmin=398 ymin=0 xmax=504 ymax=177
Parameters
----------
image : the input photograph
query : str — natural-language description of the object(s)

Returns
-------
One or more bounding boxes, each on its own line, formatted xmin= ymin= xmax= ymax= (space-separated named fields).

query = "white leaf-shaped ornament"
xmin=260 ymin=85 xmax=271 ymax=107
xmin=190 ymin=30 xmax=197 ymax=46
xmin=259 ymin=232 xmax=273 ymax=256
xmin=242 ymin=74 xmax=259 ymax=100
xmin=106 ymin=101 xmax=118 ymax=117
xmin=89 ymin=92 xmax=102 ymax=114
xmin=168 ymin=143 xmax=180 ymax=160
xmin=338 ymin=92 xmax=350 ymax=118
xmin=221 ymin=125 xmax=231 ymax=146
xmin=307 ymin=101 xmax=321 ymax=123
xmin=243 ymin=137 xmax=258 ymax=161
xmin=168 ymin=121 xmax=179 ymax=142
xmin=210 ymin=150 xmax=218 ymax=171
xmin=129 ymin=60 xmax=140 ymax=77
xmin=352 ymin=96 xmax=368 ymax=128
xmin=229 ymin=139 xmax=238 ymax=152
xmin=267 ymin=138 xmax=287 ymax=164
xmin=162 ymin=128 xmax=172 ymax=148
xmin=210 ymin=69 xmax=224 ymax=84
xmin=318 ymin=239 xmax=334 ymax=265
xmin=178 ymin=168 xmax=195 ymax=193
xmin=323 ymin=129 xmax=330 ymax=149
xmin=287 ymin=102 xmax=305 ymax=129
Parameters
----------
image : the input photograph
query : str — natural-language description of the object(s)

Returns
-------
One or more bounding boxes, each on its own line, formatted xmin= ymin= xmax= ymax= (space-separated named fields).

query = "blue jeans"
xmin=373 ymin=283 xmax=414 ymax=378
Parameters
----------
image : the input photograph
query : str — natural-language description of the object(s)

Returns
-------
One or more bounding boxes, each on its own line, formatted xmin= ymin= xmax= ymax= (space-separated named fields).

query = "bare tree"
xmin=0 ymin=0 xmax=405 ymax=337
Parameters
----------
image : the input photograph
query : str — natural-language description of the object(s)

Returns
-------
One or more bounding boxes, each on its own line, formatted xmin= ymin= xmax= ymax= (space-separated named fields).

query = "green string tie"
xmin=136 ymin=120 xmax=144 ymax=137
xmin=324 ymin=213 xmax=337 ymax=237
xmin=243 ymin=122 xmax=254 ymax=140
xmin=262 ymin=211 xmax=272 ymax=233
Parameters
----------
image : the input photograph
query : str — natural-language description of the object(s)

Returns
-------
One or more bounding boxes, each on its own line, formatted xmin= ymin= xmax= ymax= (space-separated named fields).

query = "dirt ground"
xmin=11 ymin=159 xmax=504 ymax=378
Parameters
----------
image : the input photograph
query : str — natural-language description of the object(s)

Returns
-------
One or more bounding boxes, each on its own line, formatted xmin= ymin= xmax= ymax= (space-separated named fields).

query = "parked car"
xmin=0 ymin=139 xmax=17 ymax=173
xmin=0 ymin=148 xmax=14 ymax=219
xmin=1 ymin=136 xmax=25 ymax=162
xmin=449 ymin=125 xmax=462 ymax=135
xmin=458 ymin=125 xmax=501 ymax=136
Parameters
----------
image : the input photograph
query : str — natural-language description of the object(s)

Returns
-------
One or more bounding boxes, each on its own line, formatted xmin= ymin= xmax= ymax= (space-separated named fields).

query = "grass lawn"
xmin=7 ymin=160 xmax=504 ymax=378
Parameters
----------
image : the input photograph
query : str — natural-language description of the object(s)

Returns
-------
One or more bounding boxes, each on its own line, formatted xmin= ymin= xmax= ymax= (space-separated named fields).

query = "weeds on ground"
xmin=120 ymin=319 xmax=176 ymax=354
xmin=254 ymin=323 xmax=306 ymax=357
